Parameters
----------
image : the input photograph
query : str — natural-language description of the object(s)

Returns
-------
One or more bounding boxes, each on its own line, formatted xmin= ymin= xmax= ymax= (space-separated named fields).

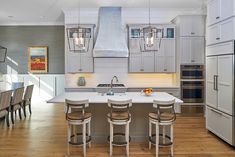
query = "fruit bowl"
xmin=141 ymin=88 xmax=153 ymax=96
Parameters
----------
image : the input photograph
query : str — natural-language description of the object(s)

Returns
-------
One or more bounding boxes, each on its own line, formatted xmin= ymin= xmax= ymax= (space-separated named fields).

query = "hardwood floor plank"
xmin=0 ymin=102 xmax=234 ymax=157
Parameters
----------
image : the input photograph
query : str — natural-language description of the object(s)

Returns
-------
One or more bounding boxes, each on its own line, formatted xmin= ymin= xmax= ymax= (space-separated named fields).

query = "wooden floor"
xmin=0 ymin=101 xmax=234 ymax=157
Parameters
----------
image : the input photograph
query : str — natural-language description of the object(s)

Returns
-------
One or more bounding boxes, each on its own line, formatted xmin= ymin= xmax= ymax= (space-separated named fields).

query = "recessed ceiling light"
xmin=8 ymin=16 xmax=14 ymax=18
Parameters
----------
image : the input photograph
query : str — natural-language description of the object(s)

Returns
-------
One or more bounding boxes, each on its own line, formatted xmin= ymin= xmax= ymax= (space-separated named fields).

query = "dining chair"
xmin=0 ymin=90 xmax=13 ymax=127
xmin=22 ymin=85 xmax=34 ymax=117
xmin=11 ymin=87 xmax=24 ymax=124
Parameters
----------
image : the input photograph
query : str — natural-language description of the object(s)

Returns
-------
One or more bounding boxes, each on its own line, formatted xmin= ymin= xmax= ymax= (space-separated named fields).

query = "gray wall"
xmin=0 ymin=26 xmax=65 ymax=74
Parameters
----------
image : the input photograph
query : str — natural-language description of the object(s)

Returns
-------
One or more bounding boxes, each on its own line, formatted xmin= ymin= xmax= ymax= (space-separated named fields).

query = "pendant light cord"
xmin=148 ymin=0 xmax=151 ymax=26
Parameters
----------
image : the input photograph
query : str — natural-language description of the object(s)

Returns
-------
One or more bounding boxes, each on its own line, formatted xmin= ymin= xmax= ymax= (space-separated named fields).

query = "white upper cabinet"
xmin=129 ymin=52 xmax=155 ymax=73
xmin=155 ymin=39 xmax=176 ymax=72
xmin=207 ymin=17 xmax=235 ymax=45
xmin=66 ymin=53 xmax=93 ymax=73
xmin=173 ymin=15 xmax=205 ymax=37
xmin=128 ymin=24 xmax=176 ymax=73
xmin=180 ymin=37 xmax=205 ymax=64
xmin=207 ymin=0 xmax=235 ymax=26
xmin=207 ymin=0 xmax=221 ymax=26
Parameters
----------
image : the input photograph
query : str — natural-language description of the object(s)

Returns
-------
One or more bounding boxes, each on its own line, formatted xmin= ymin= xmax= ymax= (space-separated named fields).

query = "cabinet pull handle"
xmin=215 ymin=75 xmax=218 ymax=91
xmin=79 ymin=69 xmax=82 ymax=71
xmin=191 ymin=32 xmax=195 ymax=35
xmin=140 ymin=69 xmax=144 ymax=71
xmin=191 ymin=60 xmax=195 ymax=62
xmin=216 ymin=16 xmax=220 ymax=19
xmin=216 ymin=37 xmax=220 ymax=40
xmin=164 ymin=69 xmax=167 ymax=71
xmin=213 ymin=75 xmax=216 ymax=90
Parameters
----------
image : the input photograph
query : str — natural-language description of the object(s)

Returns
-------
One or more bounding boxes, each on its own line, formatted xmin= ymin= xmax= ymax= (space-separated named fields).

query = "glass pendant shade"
xmin=72 ymin=31 xmax=85 ymax=49
xmin=144 ymin=27 xmax=155 ymax=47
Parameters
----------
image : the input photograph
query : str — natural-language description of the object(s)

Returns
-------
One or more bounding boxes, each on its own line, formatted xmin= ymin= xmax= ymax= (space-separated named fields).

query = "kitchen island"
xmin=48 ymin=92 xmax=183 ymax=142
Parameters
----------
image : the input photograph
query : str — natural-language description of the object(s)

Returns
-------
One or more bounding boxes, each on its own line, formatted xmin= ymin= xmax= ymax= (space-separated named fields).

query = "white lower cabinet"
xmin=206 ymin=106 xmax=233 ymax=145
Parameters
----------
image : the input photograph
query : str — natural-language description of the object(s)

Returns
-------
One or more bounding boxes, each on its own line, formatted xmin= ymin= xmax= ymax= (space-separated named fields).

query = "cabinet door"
xmin=220 ymin=18 xmax=235 ymax=43
xmin=164 ymin=39 xmax=175 ymax=72
xmin=206 ymin=56 xmax=218 ymax=109
xmin=206 ymin=106 xmax=233 ymax=145
xmin=207 ymin=24 xmax=220 ymax=45
xmin=155 ymin=56 xmax=165 ymax=72
xmin=67 ymin=53 xmax=81 ymax=73
xmin=67 ymin=53 xmax=93 ymax=73
xmin=191 ymin=16 xmax=205 ymax=36
xmin=180 ymin=16 xmax=192 ymax=36
xmin=80 ymin=56 xmax=93 ymax=72
xmin=129 ymin=54 xmax=142 ymax=72
xmin=39 ymin=76 xmax=55 ymax=100
xmin=218 ymin=55 xmax=233 ymax=115
xmin=129 ymin=38 xmax=141 ymax=53
xmin=221 ymin=0 xmax=234 ymax=22
xmin=180 ymin=37 xmax=191 ymax=64
xmin=142 ymin=52 xmax=155 ymax=72
xmin=165 ymin=56 xmax=175 ymax=72
xmin=207 ymin=0 xmax=220 ymax=26
xmin=191 ymin=37 xmax=205 ymax=64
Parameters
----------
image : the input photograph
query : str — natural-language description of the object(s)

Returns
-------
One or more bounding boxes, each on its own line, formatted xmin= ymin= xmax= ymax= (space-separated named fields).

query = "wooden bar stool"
xmin=148 ymin=99 xmax=176 ymax=157
xmin=65 ymin=99 xmax=92 ymax=157
xmin=107 ymin=99 xmax=132 ymax=156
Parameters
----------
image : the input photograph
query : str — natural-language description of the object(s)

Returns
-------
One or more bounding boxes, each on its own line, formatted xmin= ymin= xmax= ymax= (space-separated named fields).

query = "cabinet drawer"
xmin=206 ymin=106 xmax=233 ymax=145
xmin=206 ymin=41 xmax=234 ymax=56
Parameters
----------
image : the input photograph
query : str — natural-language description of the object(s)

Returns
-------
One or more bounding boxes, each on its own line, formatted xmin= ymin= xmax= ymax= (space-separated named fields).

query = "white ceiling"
xmin=0 ymin=0 xmax=207 ymax=25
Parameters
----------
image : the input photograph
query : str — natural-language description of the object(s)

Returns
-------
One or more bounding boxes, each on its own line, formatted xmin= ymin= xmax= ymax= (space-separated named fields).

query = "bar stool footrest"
xmin=69 ymin=133 xmax=91 ymax=146
xmin=108 ymin=133 xmax=131 ymax=146
xmin=149 ymin=134 xmax=173 ymax=146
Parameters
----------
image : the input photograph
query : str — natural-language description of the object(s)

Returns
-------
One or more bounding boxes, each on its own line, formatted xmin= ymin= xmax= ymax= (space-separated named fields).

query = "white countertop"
xmin=65 ymin=86 xmax=180 ymax=89
xmin=48 ymin=92 xmax=183 ymax=104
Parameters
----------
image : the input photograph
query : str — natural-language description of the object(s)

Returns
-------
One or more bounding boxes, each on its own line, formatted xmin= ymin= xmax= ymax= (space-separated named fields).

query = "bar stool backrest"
xmin=24 ymin=85 xmax=34 ymax=101
xmin=0 ymin=90 xmax=13 ymax=111
xmin=153 ymin=99 xmax=176 ymax=122
xmin=65 ymin=99 xmax=89 ymax=119
xmin=108 ymin=99 xmax=132 ymax=121
xmin=12 ymin=87 xmax=24 ymax=105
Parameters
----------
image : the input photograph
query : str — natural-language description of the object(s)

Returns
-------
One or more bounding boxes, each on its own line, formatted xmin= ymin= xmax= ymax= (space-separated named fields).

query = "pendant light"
xmin=67 ymin=0 xmax=91 ymax=52
xmin=140 ymin=0 xmax=162 ymax=52
xmin=73 ymin=0 xmax=85 ymax=50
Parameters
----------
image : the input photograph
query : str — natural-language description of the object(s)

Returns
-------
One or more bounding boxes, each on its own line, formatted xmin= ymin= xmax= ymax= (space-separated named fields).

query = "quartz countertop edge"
xmin=47 ymin=92 xmax=183 ymax=104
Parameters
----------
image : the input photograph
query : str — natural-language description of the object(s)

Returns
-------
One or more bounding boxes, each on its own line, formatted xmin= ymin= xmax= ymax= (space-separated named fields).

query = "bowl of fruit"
xmin=141 ymin=88 xmax=153 ymax=96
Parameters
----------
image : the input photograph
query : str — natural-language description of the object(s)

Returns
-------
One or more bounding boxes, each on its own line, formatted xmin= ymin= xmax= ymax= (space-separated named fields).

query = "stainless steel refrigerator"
xmin=206 ymin=41 xmax=235 ymax=146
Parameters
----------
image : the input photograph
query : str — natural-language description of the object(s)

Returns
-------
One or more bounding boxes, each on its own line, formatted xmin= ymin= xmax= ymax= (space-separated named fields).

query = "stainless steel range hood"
xmin=93 ymin=7 xmax=129 ymax=58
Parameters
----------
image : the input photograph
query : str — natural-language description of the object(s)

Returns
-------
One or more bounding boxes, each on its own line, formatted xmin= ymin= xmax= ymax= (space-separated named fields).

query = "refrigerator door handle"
xmin=215 ymin=75 xmax=218 ymax=91
xmin=213 ymin=75 xmax=216 ymax=90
